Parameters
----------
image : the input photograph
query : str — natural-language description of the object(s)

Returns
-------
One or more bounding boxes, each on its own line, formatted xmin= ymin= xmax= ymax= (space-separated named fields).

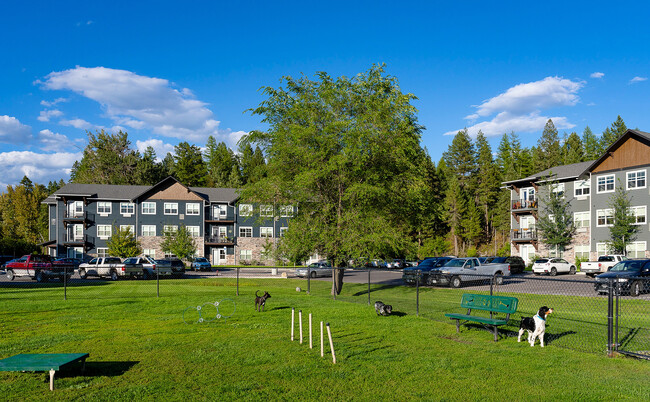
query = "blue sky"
xmin=2 ymin=1 xmax=650 ymax=188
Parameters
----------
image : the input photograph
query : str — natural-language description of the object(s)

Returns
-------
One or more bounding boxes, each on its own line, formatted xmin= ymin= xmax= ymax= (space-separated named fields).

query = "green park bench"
xmin=445 ymin=294 xmax=518 ymax=342
xmin=0 ymin=353 xmax=89 ymax=391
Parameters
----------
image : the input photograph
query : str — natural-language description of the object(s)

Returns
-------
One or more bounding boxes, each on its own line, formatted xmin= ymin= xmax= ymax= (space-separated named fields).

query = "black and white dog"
xmin=374 ymin=301 xmax=392 ymax=316
xmin=518 ymin=306 xmax=553 ymax=347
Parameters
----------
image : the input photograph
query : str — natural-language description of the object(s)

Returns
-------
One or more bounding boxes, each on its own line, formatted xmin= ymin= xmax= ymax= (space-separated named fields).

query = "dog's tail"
xmin=255 ymin=290 xmax=260 ymax=297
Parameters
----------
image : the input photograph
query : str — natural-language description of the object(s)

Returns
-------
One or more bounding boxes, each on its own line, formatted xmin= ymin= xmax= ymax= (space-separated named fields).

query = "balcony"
xmin=62 ymin=211 xmax=94 ymax=228
xmin=511 ymin=199 xmax=538 ymax=212
xmin=63 ymin=233 xmax=94 ymax=247
xmin=204 ymin=236 xmax=235 ymax=246
xmin=205 ymin=214 xmax=235 ymax=223
xmin=511 ymin=229 xmax=538 ymax=242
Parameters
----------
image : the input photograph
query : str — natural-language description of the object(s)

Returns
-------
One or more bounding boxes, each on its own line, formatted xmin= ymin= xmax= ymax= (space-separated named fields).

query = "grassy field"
xmin=1 ymin=278 xmax=649 ymax=401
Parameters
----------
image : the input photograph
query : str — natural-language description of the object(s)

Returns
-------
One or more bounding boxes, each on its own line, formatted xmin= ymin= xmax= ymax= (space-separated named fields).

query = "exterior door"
xmin=212 ymin=248 xmax=227 ymax=265
xmin=521 ymin=244 xmax=535 ymax=265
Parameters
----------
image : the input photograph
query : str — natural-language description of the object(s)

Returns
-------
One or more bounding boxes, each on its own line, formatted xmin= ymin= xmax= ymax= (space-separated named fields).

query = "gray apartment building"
xmin=504 ymin=129 xmax=650 ymax=265
xmin=42 ymin=177 xmax=292 ymax=265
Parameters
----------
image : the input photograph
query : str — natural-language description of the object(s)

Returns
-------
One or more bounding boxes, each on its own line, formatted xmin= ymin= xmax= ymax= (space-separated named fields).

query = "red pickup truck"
xmin=5 ymin=255 xmax=73 ymax=282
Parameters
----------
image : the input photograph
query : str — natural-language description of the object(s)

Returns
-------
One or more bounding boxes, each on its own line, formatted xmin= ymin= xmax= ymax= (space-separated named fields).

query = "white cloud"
xmin=37 ymin=109 xmax=63 ymax=122
xmin=0 ymin=150 xmax=81 ymax=187
xmin=36 ymin=129 xmax=80 ymax=153
xmin=40 ymin=66 xmax=234 ymax=144
xmin=135 ymin=138 xmax=176 ymax=160
xmin=590 ymin=72 xmax=605 ymax=79
xmin=40 ymin=97 xmax=68 ymax=107
xmin=630 ymin=76 xmax=647 ymax=84
xmin=448 ymin=76 xmax=583 ymax=137
xmin=0 ymin=115 xmax=33 ymax=144
xmin=59 ymin=118 xmax=95 ymax=130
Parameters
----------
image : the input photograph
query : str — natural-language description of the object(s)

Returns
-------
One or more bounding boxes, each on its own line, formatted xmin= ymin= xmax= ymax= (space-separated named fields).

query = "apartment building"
xmin=42 ymin=177 xmax=292 ymax=265
xmin=504 ymin=129 xmax=650 ymax=264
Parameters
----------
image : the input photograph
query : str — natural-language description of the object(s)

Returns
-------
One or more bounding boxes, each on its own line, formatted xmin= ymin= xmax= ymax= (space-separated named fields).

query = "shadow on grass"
xmin=352 ymin=284 xmax=402 ymax=297
xmin=57 ymin=361 xmax=139 ymax=378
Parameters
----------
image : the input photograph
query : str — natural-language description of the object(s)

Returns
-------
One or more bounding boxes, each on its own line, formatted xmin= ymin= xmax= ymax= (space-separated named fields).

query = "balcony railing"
xmin=511 ymin=229 xmax=538 ymax=241
xmin=206 ymin=213 xmax=233 ymax=221
xmin=205 ymin=236 xmax=235 ymax=244
xmin=64 ymin=211 xmax=86 ymax=219
xmin=63 ymin=234 xmax=92 ymax=244
xmin=511 ymin=199 xmax=538 ymax=210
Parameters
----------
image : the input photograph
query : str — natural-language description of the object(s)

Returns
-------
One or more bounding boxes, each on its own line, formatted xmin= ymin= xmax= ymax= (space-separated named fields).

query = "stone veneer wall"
xmin=527 ymin=227 xmax=591 ymax=265
xmin=138 ymin=236 xmax=205 ymax=259
xmin=236 ymin=237 xmax=278 ymax=265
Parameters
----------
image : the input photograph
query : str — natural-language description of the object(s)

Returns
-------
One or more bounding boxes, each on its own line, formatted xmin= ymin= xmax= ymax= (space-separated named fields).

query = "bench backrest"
xmin=460 ymin=294 xmax=518 ymax=315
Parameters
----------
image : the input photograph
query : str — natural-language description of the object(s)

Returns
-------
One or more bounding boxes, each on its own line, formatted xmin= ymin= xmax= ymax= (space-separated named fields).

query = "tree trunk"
xmin=331 ymin=268 xmax=345 ymax=295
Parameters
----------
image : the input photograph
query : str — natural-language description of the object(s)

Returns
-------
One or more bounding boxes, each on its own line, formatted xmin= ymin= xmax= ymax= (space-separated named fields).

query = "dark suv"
xmin=484 ymin=256 xmax=526 ymax=274
xmin=155 ymin=258 xmax=186 ymax=278
xmin=594 ymin=259 xmax=650 ymax=297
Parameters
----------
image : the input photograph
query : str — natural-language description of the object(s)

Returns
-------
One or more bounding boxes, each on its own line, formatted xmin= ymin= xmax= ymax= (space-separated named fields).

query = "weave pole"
xmin=291 ymin=308 xmax=295 ymax=341
xmin=320 ymin=321 xmax=324 ymax=357
xmin=299 ymin=310 xmax=303 ymax=344
xmin=309 ymin=313 xmax=313 ymax=349
xmin=326 ymin=322 xmax=336 ymax=364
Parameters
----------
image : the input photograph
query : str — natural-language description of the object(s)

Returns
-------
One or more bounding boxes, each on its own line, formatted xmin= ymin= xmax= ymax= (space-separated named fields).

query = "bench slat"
xmin=460 ymin=294 xmax=518 ymax=314
xmin=445 ymin=313 xmax=508 ymax=326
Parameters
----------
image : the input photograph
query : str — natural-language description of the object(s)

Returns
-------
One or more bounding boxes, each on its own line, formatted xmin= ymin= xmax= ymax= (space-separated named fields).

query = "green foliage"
xmin=496 ymin=243 xmax=511 ymax=257
xmin=205 ymin=136 xmax=241 ymax=187
xmin=0 ymin=176 xmax=49 ymax=246
xmin=536 ymin=178 xmax=576 ymax=250
xmin=600 ymin=115 xmax=627 ymax=151
xmin=71 ymin=130 xmax=140 ymax=184
xmin=443 ymin=129 xmax=476 ymax=190
xmin=582 ymin=126 xmax=601 ymax=160
xmin=418 ymin=236 xmax=451 ymax=258
xmin=173 ymin=142 xmax=207 ymax=187
xmin=562 ymin=131 xmax=584 ymax=164
xmin=535 ymin=119 xmax=562 ymax=171
xmin=160 ymin=225 xmax=197 ymax=260
xmin=106 ymin=226 xmax=142 ymax=258
xmin=465 ymin=247 xmax=478 ymax=257
xmin=607 ymin=183 xmax=639 ymax=254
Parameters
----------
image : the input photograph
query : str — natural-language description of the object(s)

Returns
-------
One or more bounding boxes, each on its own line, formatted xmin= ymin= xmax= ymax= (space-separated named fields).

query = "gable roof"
xmin=582 ymin=129 xmax=650 ymax=173
xmin=503 ymin=160 xmax=594 ymax=186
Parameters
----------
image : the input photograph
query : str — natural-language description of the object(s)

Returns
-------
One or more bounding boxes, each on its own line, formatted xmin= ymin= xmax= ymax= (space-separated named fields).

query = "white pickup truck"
xmin=78 ymin=257 xmax=127 ymax=280
xmin=428 ymin=257 xmax=511 ymax=288
xmin=581 ymin=255 xmax=628 ymax=277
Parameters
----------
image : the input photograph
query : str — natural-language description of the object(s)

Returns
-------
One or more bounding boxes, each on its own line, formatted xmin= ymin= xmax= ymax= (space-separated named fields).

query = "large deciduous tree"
xmin=241 ymin=65 xmax=424 ymax=294
xmin=160 ymin=225 xmax=197 ymax=260
xmin=107 ymin=226 xmax=142 ymax=258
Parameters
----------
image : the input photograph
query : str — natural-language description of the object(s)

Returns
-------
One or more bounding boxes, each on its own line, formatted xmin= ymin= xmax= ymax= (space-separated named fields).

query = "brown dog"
xmin=255 ymin=290 xmax=271 ymax=312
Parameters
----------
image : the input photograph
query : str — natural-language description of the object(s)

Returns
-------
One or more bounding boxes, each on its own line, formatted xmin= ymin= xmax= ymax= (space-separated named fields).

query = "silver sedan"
xmin=296 ymin=262 xmax=333 ymax=278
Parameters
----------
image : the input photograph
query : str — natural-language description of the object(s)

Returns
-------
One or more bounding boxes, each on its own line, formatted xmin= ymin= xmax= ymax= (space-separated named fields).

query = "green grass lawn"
xmin=1 ymin=278 xmax=649 ymax=400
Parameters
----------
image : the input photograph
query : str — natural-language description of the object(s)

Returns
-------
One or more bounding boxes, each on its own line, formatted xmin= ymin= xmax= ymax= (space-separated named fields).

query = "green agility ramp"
xmin=0 ymin=353 xmax=89 ymax=391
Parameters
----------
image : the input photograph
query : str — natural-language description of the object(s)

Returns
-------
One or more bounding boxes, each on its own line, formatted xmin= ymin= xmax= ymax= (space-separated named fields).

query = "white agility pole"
xmin=320 ymin=321 xmax=324 ymax=357
xmin=299 ymin=310 xmax=303 ymax=344
xmin=291 ymin=308 xmax=295 ymax=341
xmin=309 ymin=313 xmax=313 ymax=349
xmin=326 ymin=322 xmax=336 ymax=364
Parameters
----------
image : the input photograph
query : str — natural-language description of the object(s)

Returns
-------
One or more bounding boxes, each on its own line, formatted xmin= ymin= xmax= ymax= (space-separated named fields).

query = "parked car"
xmin=402 ymin=256 xmax=454 ymax=285
xmin=532 ymin=258 xmax=576 ymax=276
xmin=594 ymin=259 xmax=650 ymax=297
xmin=430 ymin=257 xmax=511 ymax=288
xmin=190 ymin=257 xmax=211 ymax=271
xmin=582 ymin=255 xmax=628 ymax=277
xmin=79 ymin=257 xmax=126 ymax=280
xmin=365 ymin=259 xmax=388 ymax=269
xmin=296 ymin=262 xmax=333 ymax=278
xmin=123 ymin=256 xmax=172 ymax=279
xmin=156 ymin=258 xmax=186 ymax=277
xmin=0 ymin=255 xmax=15 ymax=268
xmin=484 ymin=256 xmax=526 ymax=274
xmin=53 ymin=257 xmax=83 ymax=269
xmin=5 ymin=255 xmax=74 ymax=282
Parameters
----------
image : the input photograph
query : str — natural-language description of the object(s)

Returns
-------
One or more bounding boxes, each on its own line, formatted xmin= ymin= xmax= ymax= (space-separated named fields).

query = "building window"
xmin=596 ymin=242 xmax=612 ymax=257
xmin=186 ymin=203 xmax=200 ymax=215
xmin=574 ymin=212 xmax=590 ymax=228
xmin=627 ymin=170 xmax=646 ymax=190
xmin=68 ymin=247 xmax=83 ymax=259
xmin=260 ymin=205 xmax=273 ymax=217
xmin=97 ymin=202 xmax=112 ymax=215
xmin=280 ymin=227 xmax=288 ymax=237
xmin=97 ymin=225 xmax=112 ymax=239
xmin=574 ymin=245 xmax=590 ymax=260
xmin=164 ymin=203 xmax=178 ymax=215
xmin=239 ymin=227 xmax=252 ymax=237
xmin=142 ymin=225 xmax=156 ymax=236
xmin=574 ymin=179 xmax=590 ymax=197
xmin=187 ymin=226 xmax=200 ymax=237
xmin=143 ymin=249 xmax=156 ymax=259
xmin=163 ymin=225 xmax=178 ymax=233
xmin=240 ymin=249 xmax=252 ymax=261
xmin=68 ymin=201 xmax=84 ymax=217
xmin=239 ymin=204 xmax=253 ymax=217
xmin=596 ymin=209 xmax=614 ymax=227
xmin=260 ymin=227 xmax=273 ymax=238
xmin=120 ymin=202 xmax=135 ymax=215
xmin=280 ymin=205 xmax=294 ymax=217
xmin=551 ymin=183 xmax=565 ymax=197
xmin=630 ymin=206 xmax=647 ymax=225
xmin=120 ymin=225 xmax=135 ymax=234
xmin=96 ymin=248 xmax=108 ymax=258
xmin=142 ymin=202 xmax=156 ymax=214
xmin=626 ymin=241 xmax=647 ymax=258
xmin=597 ymin=174 xmax=615 ymax=193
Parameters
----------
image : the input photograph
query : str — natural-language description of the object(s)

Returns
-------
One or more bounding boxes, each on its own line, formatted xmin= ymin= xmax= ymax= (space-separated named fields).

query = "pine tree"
xmin=173 ymin=142 xmax=207 ymax=187
xmin=600 ymin=115 xmax=627 ymax=151
xmin=535 ymin=119 xmax=562 ymax=171
xmin=475 ymin=131 xmax=500 ymax=235
xmin=442 ymin=129 xmax=476 ymax=190
xmin=562 ymin=132 xmax=584 ymax=164
xmin=70 ymin=130 xmax=140 ymax=185
xmin=444 ymin=176 xmax=466 ymax=256
xmin=582 ymin=126 xmax=601 ymax=160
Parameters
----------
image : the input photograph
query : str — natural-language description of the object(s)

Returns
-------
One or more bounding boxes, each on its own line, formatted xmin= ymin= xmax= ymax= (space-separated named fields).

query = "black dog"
xmin=374 ymin=301 xmax=392 ymax=316
xmin=255 ymin=290 xmax=271 ymax=312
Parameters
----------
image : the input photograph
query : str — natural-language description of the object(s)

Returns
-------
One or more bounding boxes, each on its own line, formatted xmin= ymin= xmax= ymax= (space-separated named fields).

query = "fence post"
xmin=236 ymin=267 xmax=240 ymax=296
xmin=64 ymin=265 xmax=67 ymax=301
xmin=615 ymin=280 xmax=620 ymax=352
xmin=489 ymin=276 xmax=494 ymax=319
xmin=367 ymin=268 xmax=371 ymax=306
xmin=607 ymin=278 xmax=614 ymax=356
xmin=416 ymin=270 xmax=420 ymax=317
xmin=156 ymin=265 xmax=160 ymax=298
xmin=307 ymin=267 xmax=311 ymax=294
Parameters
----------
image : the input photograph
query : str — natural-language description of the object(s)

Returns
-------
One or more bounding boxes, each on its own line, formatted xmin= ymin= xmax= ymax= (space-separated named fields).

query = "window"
xmin=574 ymin=179 xmax=590 ymax=197
xmin=574 ymin=245 xmax=590 ymax=260
xmin=97 ymin=225 xmax=112 ymax=239
xmin=280 ymin=227 xmax=288 ymax=237
xmin=548 ymin=246 xmax=564 ymax=258
xmin=260 ymin=205 xmax=273 ymax=217
xmin=520 ymin=187 xmax=535 ymax=201
xmin=239 ymin=204 xmax=253 ymax=217
xmin=597 ymin=174 xmax=615 ymax=193
xmin=187 ymin=226 xmax=200 ymax=237
xmin=260 ymin=227 xmax=273 ymax=238
xmin=551 ymin=183 xmax=565 ymax=197
xmin=239 ymin=227 xmax=252 ymax=237
xmin=630 ymin=206 xmax=647 ymax=225
xmin=240 ymin=249 xmax=252 ymax=261
xmin=97 ymin=248 xmax=108 ymax=258
xmin=163 ymin=225 xmax=178 ymax=233
xmin=143 ymin=249 xmax=156 ymax=259
xmin=120 ymin=225 xmax=135 ymax=234
xmin=186 ymin=203 xmax=200 ymax=215
xmin=627 ymin=170 xmax=646 ymax=190
xmin=120 ymin=202 xmax=135 ymax=215
xmin=280 ymin=205 xmax=294 ymax=217
xmin=97 ymin=202 xmax=112 ymax=215
xmin=142 ymin=202 xmax=156 ymax=214
xmin=68 ymin=201 xmax=84 ymax=217
xmin=574 ymin=212 xmax=590 ymax=228
xmin=596 ymin=209 xmax=614 ymax=227
xmin=142 ymin=225 xmax=156 ymax=236
xmin=164 ymin=203 xmax=178 ymax=215
xmin=68 ymin=247 xmax=83 ymax=259
xmin=626 ymin=241 xmax=647 ymax=258
xmin=596 ymin=243 xmax=612 ymax=257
